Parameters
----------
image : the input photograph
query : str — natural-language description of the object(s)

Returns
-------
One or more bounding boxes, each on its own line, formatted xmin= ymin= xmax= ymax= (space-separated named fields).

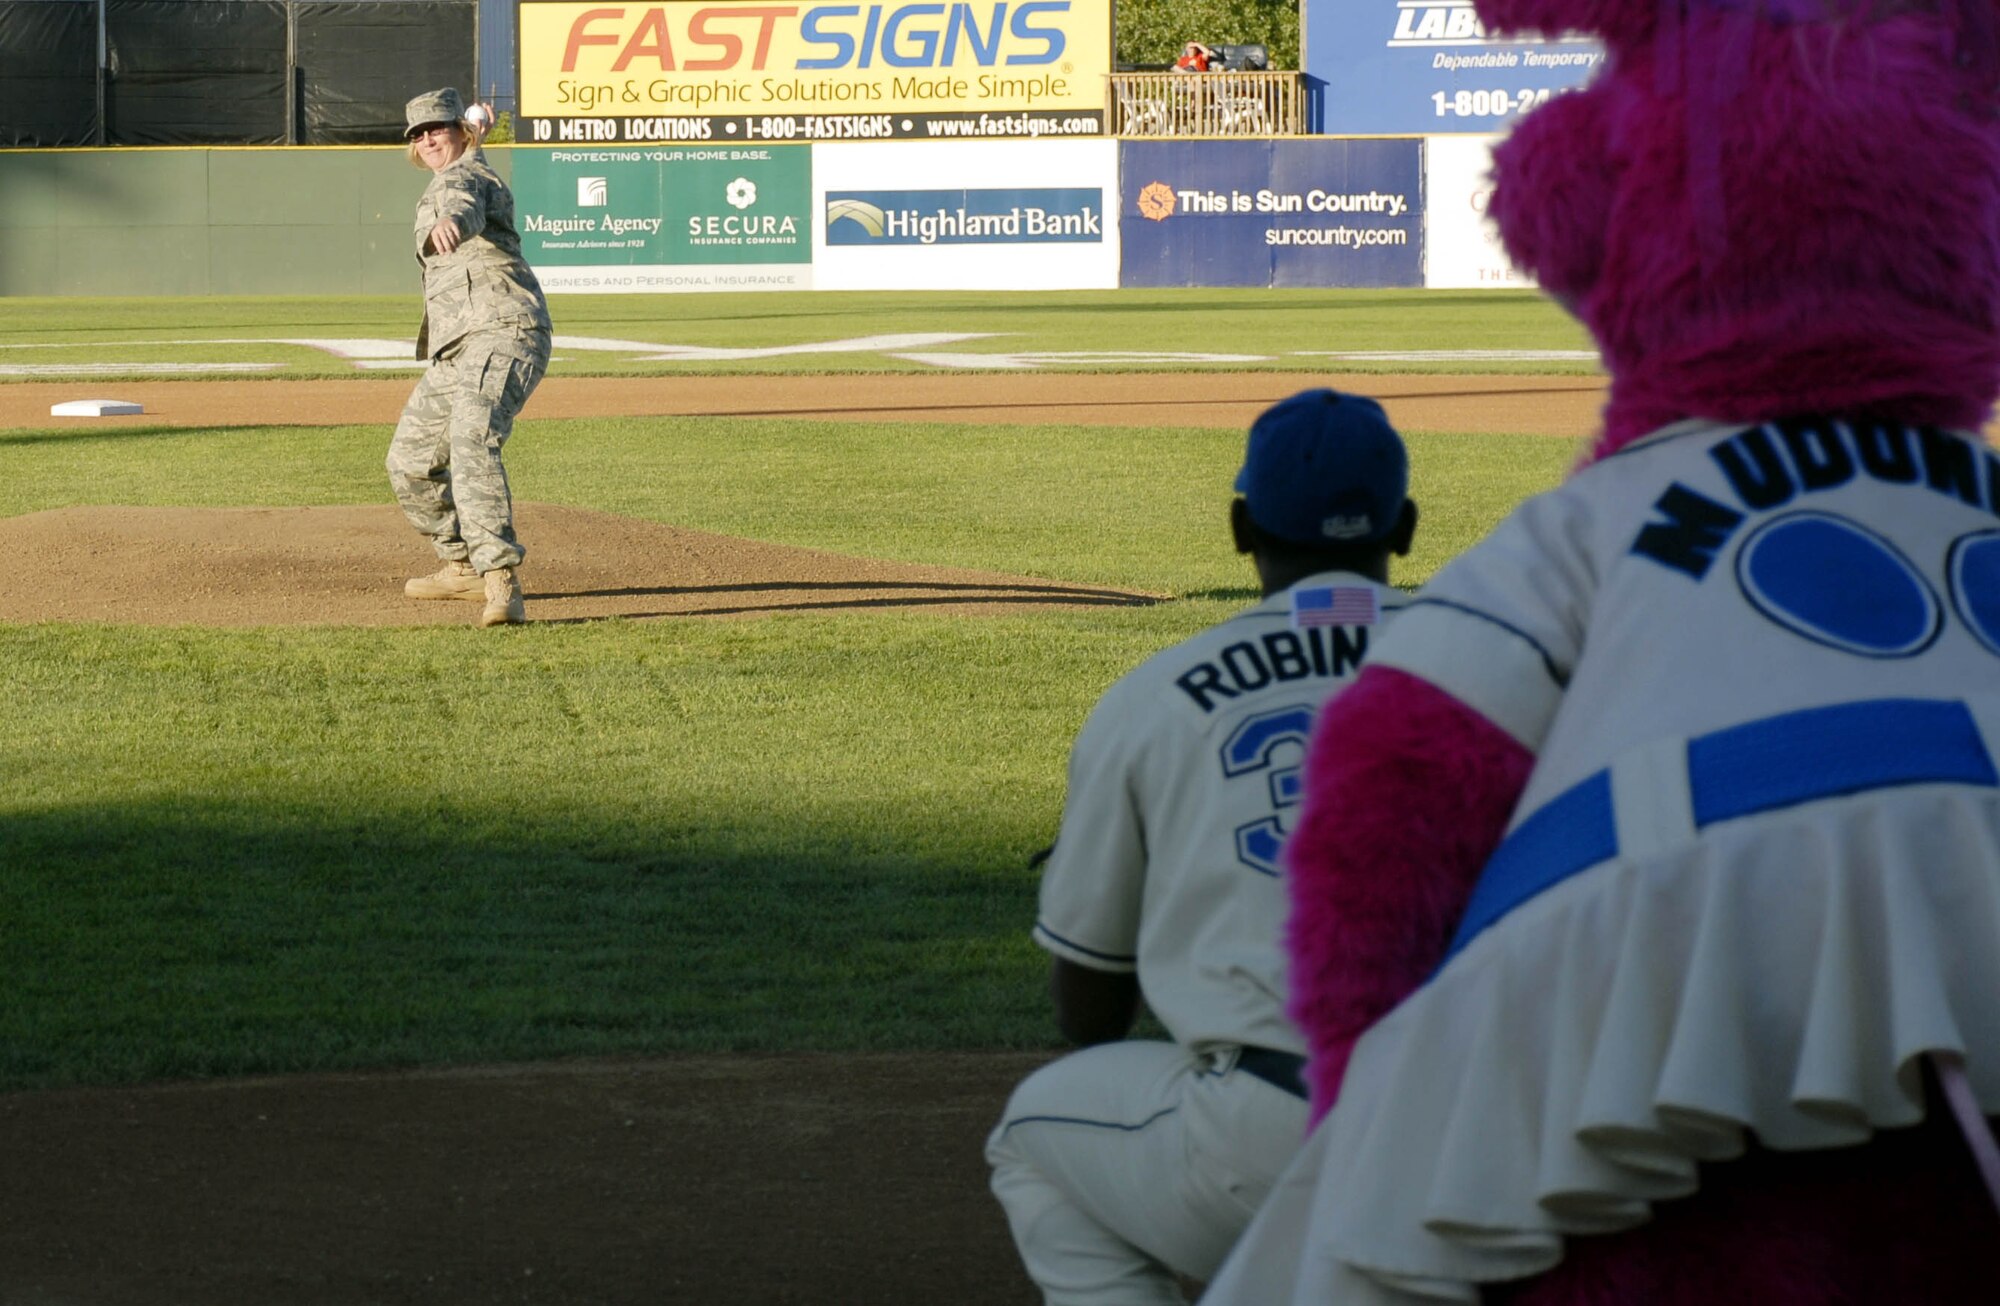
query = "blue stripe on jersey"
xmin=1443 ymin=697 xmax=1999 ymax=963
xmin=1689 ymin=698 xmax=1998 ymax=826
xmin=1448 ymin=772 xmax=1616 ymax=959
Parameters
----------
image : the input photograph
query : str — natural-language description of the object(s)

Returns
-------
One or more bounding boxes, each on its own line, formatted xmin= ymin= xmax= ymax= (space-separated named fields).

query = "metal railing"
xmin=1107 ymin=71 xmax=1304 ymax=137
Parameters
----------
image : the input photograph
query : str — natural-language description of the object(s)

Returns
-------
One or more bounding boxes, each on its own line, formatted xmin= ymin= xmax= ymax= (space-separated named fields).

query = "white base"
xmin=51 ymin=399 xmax=144 ymax=417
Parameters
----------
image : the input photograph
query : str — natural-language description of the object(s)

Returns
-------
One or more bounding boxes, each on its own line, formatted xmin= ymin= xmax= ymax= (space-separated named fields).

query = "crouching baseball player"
xmin=986 ymin=389 xmax=1420 ymax=1304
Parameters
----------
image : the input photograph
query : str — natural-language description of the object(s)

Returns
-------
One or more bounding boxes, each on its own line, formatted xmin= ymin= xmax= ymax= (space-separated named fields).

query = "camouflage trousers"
xmin=386 ymin=326 xmax=551 ymax=574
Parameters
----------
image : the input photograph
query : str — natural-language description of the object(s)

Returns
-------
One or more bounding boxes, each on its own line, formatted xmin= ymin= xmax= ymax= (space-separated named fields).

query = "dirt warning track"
xmin=0 ymin=370 xmax=1614 ymax=437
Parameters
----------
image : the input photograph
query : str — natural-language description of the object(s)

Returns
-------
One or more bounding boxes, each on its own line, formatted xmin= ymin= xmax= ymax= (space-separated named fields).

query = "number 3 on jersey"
xmin=1220 ymin=704 xmax=1317 ymax=876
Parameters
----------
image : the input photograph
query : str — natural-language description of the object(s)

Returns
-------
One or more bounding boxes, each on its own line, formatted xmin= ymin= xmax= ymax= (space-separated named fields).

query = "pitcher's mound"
xmin=0 ymin=503 xmax=1157 ymax=627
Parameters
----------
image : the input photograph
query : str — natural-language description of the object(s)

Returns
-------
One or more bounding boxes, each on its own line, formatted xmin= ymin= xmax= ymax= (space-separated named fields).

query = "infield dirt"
xmin=0 ymin=370 xmax=1613 ymax=436
xmin=0 ymin=502 xmax=1159 ymax=627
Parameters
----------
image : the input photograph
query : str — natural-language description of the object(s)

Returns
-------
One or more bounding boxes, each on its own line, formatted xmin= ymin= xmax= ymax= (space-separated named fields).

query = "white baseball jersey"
xmin=1035 ymin=570 xmax=1407 ymax=1058
xmin=1205 ymin=417 xmax=2000 ymax=1305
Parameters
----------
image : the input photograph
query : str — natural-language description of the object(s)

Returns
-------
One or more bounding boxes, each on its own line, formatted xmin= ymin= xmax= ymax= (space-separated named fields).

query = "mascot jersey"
xmin=1208 ymin=417 xmax=2000 ymax=1304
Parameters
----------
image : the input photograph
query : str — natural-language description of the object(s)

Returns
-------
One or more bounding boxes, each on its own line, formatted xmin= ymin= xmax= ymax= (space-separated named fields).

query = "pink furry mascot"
xmin=1204 ymin=2 xmax=2000 ymax=1303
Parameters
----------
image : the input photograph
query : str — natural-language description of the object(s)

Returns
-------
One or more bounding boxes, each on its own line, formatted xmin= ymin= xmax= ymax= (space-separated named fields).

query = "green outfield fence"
xmin=0 ymin=145 xmax=523 ymax=295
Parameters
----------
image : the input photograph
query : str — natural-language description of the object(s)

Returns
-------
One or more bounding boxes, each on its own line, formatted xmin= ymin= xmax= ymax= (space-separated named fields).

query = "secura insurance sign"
xmin=512 ymin=144 xmax=813 ymax=292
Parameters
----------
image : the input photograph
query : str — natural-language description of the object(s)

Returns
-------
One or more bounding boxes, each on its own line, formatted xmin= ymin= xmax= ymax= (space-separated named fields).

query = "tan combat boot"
xmin=405 ymin=559 xmax=483 ymax=601
xmin=480 ymin=566 xmax=525 ymax=627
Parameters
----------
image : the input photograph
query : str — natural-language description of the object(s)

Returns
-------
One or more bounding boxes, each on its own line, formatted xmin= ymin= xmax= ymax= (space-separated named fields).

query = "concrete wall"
xmin=0 ymin=146 xmax=518 ymax=296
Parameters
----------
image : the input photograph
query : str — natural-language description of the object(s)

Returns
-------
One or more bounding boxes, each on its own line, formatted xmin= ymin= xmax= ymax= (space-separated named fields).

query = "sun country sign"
xmin=516 ymin=0 xmax=1112 ymax=145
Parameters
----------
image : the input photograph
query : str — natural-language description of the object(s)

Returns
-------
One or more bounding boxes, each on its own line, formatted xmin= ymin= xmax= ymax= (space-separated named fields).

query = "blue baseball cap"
xmin=1234 ymin=389 xmax=1409 ymax=546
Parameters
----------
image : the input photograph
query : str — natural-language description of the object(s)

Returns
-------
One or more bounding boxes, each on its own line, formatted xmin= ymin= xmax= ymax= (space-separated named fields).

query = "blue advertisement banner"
xmin=1304 ymin=0 xmax=1603 ymax=136
xmin=1119 ymin=139 xmax=1422 ymax=289
xmin=825 ymin=188 xmax=1106 ymax=245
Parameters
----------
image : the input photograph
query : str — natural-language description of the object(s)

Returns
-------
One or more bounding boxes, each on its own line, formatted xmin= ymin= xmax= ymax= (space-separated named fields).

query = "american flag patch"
xmin=1292 ymin=585 xmax=1378 ymax=629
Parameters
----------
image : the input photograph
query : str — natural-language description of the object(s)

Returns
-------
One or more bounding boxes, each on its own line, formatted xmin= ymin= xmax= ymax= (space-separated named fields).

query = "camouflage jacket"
xmin=412 ymin=149 xmax=551 ymax=359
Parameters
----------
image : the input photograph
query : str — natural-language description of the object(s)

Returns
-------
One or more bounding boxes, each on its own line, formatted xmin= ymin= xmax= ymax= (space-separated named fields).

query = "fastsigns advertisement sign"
xmin=516 ymin=0 xmax=1112 ymax=145
xmin=510 ymin=144 xmax=813 ymax=292
xmin=1304 ymin=0 xmax=1603 ymax=136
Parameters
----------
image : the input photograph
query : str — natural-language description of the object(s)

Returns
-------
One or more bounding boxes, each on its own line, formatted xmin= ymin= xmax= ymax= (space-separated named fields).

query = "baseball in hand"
xmin=464 ymin=104 xmax=494 ymax=133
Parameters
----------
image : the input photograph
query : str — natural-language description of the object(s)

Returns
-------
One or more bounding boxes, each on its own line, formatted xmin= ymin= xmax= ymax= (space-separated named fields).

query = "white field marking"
xmin=0 ymin=332 xmax=1003 ymax=365
xmin=0 ymin=362 xmax=281 ymax=376
xmin=889 ymin=350 xmax=1271 ymax=370
xmin=0 ymin=339 xmax=195 ymax=349
xmin=263 ymin=338 xmax=416 ymax=359
xmin=0 ymin=337 xmax=417 ymax=357
xmin=550 ymin=335 xmax=705 ymax=354
xmin=324 ymin=335 xmax=673 ymax=358
xmin=624 ymin=332 xmax=1000 ymax=360
xmin=1296 ymin=349 xmax=1601 ymax=362
xmin=192 ymin=332 xmax=1000 ymax=362
xmin=0 ymin=339 xmax=1593 ymax=376
xmin=353 ymin=354 xmax=610 ymax=370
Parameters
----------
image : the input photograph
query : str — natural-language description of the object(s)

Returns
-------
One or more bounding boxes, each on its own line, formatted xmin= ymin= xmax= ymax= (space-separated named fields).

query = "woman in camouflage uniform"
xmin=388 ymin=87 xmax=552 ymax=627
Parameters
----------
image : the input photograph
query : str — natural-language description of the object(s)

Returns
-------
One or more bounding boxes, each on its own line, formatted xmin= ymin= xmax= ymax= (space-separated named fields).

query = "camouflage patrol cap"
xmin=404 ymin=88 xmax=466 ymax=138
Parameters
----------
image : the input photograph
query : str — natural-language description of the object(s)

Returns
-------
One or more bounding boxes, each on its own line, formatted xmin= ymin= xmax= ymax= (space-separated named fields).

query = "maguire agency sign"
xmin=511 ymin=143 xmax=813 ymax=292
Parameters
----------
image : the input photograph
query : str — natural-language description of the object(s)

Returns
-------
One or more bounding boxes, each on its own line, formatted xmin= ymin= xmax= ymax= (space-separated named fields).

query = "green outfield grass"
xmin=0 ymin=288 xmax=1598 ymax=381
xmin=0 ymin=294 xmax=1581 ymax=1091
xmin=0 ymin=414 xmax=1571 ymax=1090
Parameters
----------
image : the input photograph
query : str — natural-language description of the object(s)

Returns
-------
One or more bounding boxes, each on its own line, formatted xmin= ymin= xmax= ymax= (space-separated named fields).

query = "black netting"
xmin=106 ymin=0 xmax=289 ymax=143
xmin=0 ymin=2 xmax=100 ymax=146
xmin=296 ymin=2 xmax=475 ymax=144
xmin=2 ymin=0 xmax=478 ymax=146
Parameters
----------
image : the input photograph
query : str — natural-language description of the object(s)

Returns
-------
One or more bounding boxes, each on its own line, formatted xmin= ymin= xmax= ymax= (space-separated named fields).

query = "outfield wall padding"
xmin=0 ymin=146 xmax=521 ymax=295
xmin=1 ymin=139 xmax=1520 ymax=295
